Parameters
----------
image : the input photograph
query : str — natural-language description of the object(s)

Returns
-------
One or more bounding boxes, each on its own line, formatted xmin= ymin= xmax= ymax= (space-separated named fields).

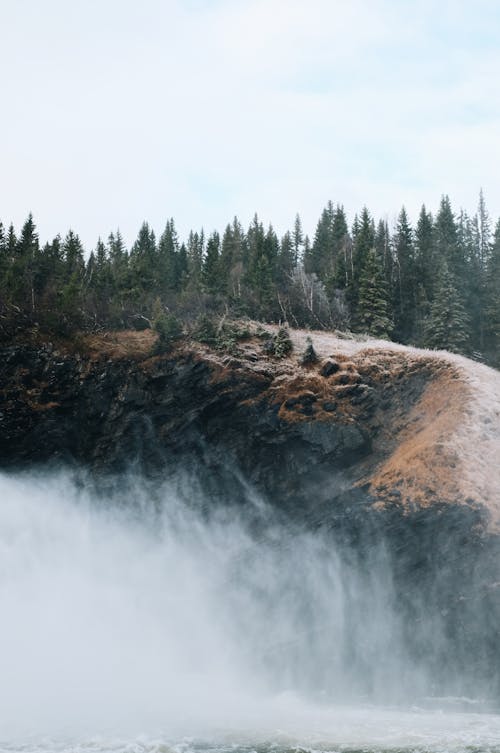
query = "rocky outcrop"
xmin=0 ymin=326 xmax=497 ymax=525
xmin=0 ymin=330 xmax=439 ymax=512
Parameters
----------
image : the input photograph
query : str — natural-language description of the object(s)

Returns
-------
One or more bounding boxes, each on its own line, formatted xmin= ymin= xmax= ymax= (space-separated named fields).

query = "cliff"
xmin=1 ymin=325 xmax=499 ymax=528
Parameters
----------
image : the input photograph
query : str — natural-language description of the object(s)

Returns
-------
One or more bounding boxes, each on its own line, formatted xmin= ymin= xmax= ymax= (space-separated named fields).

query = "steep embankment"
xmin=0 ymin=325 xmax=499 ymax=528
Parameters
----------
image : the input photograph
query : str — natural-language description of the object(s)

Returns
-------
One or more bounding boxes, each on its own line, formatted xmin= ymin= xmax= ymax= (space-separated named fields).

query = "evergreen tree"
xmin=392 ymin=207 xmax=417 ymax=342
xmin=330 ymin=205 xmax=351 ymax=291
xmin=307 ymin=201 xmax=335 ymax=278
xmin=0 ymin=222 xmax=6 ymax=292
xmin=220 ymin=218 xmax=246 ymax=299
xmin=414 ymin=205 xmax=435 ymax=335
xmin=374 ymin=219 xmax=392 ymax=283
xmin=477 ymin=188 xmax=491 ymax=268
xmin=108 ymin=230 xmax=129 ymax=292
xmin=424 ymin=263 xmax=470 ymax=354
xmin=349 ymin=207 xmax=375 ymax=309
xmin=356 ymin=248 xmax=392 ymax=338
xmin=129 ymin=222 xmax=157 ymax=298
xmin=158 ymin=219 xmax=181 ymax=294
xmin=186 ymin=230 xmax=204 ymax=292
xmin=484 ymin=219 xmax=500 ymax=363
xmin=277 ymin=231 xmax=295 ymax=284
xmin=60 ymin=230 xmax=85 ymax=323
xmin=14 ymin=213 xmax=39 ymax=312
xmin=292 ymin=213 xmax=303 ymax=265
xmin=435 ymin=196 xmax=464 ymax=283
xmin=202 ymin=231 xmax=220 ymax=294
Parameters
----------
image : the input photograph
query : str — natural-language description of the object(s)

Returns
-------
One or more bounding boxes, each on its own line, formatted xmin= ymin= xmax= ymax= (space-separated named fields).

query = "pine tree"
xmin=423 ymin=263 xmax=470 ymax=354
xmin=392 ymin=207 xmax=418 ymax=342
xmin=108 ymin=230 xmax=129 ymax=293
xmin=186 ymin=230 xmax=204 ymax=292
xmin=330 ymin=205 xmax=351 ymax=292
xmin=220 ymin=217 xmax=246 ymax=299
xmin=277 ymin=231 xmax=295 ymax=284
xmin=414 ymin=205 xmax=435 ymax=336
xmin=158 ymin=219 xmax=181 ymax=294
xmin=435 ymin=196 xmax=465 ymax=283
xmin=484 ymin=219 xmax=500 ymax=363
xmin=0 ymin=222 xmax=6 ymax=288
xmin=14 ymin=214 xmax=39 ymax=312
xmin=356 ymin=248 xmax=392 ymax=339
xmin=349 ymin=207 xmax=375 ymax=309
xmin=202 ymin=231 xmax=220 ymax=294
xmin=307 ymin=201 xmax=335 ymax=278
xmin=478 ymin=188 xmax=491 ymax=269
xmin=129 ymin=222 xmax=157 ymax=298
xmin=60 ymin=230 xmax=85 ymax=324
xmin=292 ymin=213 xmax=303 ymax=265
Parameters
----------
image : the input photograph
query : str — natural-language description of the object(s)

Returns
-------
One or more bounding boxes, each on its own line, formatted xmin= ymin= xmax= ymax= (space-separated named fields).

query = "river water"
xmin=0 ymin=471 xmax=498 ymax=753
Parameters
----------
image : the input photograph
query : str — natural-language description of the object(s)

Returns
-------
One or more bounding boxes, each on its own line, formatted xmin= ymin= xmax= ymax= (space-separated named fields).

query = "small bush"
xmin=274 ymin=327 xmax=293 ymax=358
xmin=255 ymin=325 xmax=271 ymax=340
xmin=193 ymin=313 xmax=218 ymax=345
xmin=300 ymin=336 xmax=318 ymax=366
xmin=262 ymin=327 xmax=293 ymax=358
xmin=153 ymin=312 xmax=183 ymax=353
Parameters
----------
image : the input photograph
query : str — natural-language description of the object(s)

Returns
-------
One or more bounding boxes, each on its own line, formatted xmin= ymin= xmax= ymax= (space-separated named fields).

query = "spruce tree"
xmin=424 ymin=263 xmax=470 ymax=354
xmin=349 ymin=207 xmax=375 ymax=310
xmin=484 ymin=219 xmax=500 ymax=363
xmin=129 ymin=222 xmax=157 ymax=299
xmin=292 ymin=213 xmax=303 ymax=265
xmin=186 ymin=230 xmax=204 ymax=292
xmin=392 ymin=207 xmax=417 ymax=342
xmin=202 ymin=231 xmax=220 ymax=294
xmin=414 ymin=205 xmax=435 ymax=335
xmin=307 ymin=201 xmax=335 ymax=278
xmin=356 ymin=248 xmax=392 ymax=339
xmin=158 ymin=219 xmax=181 ymax=294
xmin=14 ymin=214 xmax=39 ymax=312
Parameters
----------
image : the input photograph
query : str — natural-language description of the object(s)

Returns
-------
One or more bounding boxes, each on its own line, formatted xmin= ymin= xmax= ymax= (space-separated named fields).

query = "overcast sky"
xmin=2 ymin=0 xmax=500 ymax=249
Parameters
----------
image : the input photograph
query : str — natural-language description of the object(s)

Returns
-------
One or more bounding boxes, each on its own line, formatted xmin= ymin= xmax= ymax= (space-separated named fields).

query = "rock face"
xmin=1 ymin=326 xmax=500 ymax=697
xmin=0 ymin=332 xmax=438 ymax=510
xmin=0 ymin=327 xmax=498 ymax=523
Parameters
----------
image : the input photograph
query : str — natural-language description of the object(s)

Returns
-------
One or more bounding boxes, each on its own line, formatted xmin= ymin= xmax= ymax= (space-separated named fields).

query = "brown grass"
xmin=79 ymin=330 xmax=157 ymax=359
xmin=367 ymin=364 xmax=469 ymax=509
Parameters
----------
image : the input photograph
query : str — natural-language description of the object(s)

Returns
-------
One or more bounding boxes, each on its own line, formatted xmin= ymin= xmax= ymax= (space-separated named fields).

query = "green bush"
xmin=153 ymin=312 xmax=183 ymax=353
xmin=193 ymin=313 xmax=218 ymax=345
xmin=300 ymin=336 xmax=318 ymax=365
xmin=262 ymin=327 xmax=293 ymax=358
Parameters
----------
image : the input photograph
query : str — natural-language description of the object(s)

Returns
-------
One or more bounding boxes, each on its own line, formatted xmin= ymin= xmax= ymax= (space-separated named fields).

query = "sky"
xmin=2 ymin=0 xmax=500 ymax=250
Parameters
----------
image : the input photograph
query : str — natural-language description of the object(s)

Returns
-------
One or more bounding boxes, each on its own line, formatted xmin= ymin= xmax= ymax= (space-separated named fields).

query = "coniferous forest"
xmin=1 ymin=191 xmax=500 ymax=367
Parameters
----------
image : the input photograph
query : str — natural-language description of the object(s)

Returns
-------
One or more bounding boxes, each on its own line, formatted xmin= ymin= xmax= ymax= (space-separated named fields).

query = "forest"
xmin=1 ymin=191 xmax=499 ymax=367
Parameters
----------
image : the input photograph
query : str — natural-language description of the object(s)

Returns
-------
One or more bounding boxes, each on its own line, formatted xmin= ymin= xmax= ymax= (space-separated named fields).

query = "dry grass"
xmin=368 ymin=365 xmax=468 ymax=510
xmin=80 ymin=330 xmax=157 ymax=359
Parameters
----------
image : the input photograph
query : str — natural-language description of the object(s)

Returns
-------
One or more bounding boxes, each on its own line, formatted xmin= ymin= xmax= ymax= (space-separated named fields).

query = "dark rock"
xmin=320 ymin=360 xmax=340 ymax=377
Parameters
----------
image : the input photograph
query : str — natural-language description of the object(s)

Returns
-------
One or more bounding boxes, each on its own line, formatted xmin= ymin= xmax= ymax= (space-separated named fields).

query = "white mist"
xmin=0 ymin=470 xmax=499 ymax=753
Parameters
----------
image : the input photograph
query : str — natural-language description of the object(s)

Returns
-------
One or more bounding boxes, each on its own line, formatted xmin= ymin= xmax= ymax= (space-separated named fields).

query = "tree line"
xmin=1 ymin=191 xmax=500 ymax=366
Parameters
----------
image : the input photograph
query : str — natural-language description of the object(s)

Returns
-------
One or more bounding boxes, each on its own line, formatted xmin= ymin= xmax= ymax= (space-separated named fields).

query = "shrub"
xmin=193 ymin=313 xmax=218 ymax=345
xmin=300 ymin=336 xmax=318 ymax=365
xmin=274 ymin=327 xmax=293 ymax=358
xmin=153 ymin=312 xmax=183 ymax=353
xmin=262 ymin=327 xmax=293 ymax=358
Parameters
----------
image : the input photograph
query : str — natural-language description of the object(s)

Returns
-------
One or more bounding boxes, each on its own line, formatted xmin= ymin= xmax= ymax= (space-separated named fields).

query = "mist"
xmin=0 ymin=469 xmax=498 ymax=749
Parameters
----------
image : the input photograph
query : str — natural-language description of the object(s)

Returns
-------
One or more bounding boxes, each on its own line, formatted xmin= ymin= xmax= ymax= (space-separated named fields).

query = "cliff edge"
xmin=0 ymin=324 xmax=499 ymax=530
